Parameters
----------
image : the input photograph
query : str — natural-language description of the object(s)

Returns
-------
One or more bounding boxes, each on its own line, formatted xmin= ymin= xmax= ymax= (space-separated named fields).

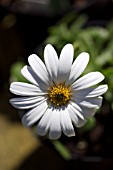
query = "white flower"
xmin=9 ymin=44 xmax=108 ymax=140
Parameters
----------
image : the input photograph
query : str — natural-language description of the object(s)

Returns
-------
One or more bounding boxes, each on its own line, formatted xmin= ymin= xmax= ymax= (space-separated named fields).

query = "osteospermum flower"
xmin=9 ymin=44 xmax=108 ymax=139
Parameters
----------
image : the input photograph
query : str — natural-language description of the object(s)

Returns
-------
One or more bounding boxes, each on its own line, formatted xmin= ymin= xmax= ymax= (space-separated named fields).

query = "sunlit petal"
xmin=9 ymin=96 xmax=46 ymax=109
xmin=73 ymin=84 xmax=108 ymax=98
xmin=21 ymin=65 xmax=48 ymax=90
xmin=60 ymin=107 xmax=75 ymax=137
xmin=71 ymin=72 xmax=104 ymax=90
xmin=10 ymin=82 xmax=45 ymax=96
xmin=49 ymin=109 xmax=61 ymax=140
xmin=66 ymin=52 xmax=89 ymax=85
xmin=37 ymin=107 xmax=52 ymax=136
xmin=57 ymin=44 xmax=74 ymax=82
xmin=22 ymin=101 xmax=48 ymax=127
xmin=44 ymin=44 xmax=58 ymax=82
xmin=28 ymin=54 xmax=50 ymax=84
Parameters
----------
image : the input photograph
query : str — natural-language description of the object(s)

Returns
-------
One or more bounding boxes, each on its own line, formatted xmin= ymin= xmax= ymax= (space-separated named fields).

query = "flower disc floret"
xmin=48 ymin=84 xmax=71 ymax=106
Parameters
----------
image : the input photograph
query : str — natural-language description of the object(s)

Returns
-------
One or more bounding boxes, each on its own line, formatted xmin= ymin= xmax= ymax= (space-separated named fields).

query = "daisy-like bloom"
xmin=9 ymin=44 xmax=108 ymax=140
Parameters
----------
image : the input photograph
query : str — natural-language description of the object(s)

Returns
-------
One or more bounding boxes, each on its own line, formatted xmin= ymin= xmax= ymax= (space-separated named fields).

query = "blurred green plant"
xmin=52 ymin=140 xmax=71 ymax=160
xmin=9 ymin=61 xmax=28 ymax=83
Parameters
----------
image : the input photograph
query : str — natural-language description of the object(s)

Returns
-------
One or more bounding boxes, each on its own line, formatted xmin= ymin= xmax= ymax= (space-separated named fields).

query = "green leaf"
xmin=52 ymin=140 xmax=71 ymax=160
xmin=70 ymin=14 xmax=88 ymax=33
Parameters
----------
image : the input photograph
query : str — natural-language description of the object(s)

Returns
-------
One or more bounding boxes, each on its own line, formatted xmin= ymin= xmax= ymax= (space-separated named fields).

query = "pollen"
xmin=48 ymin=84 xmax=71 ymax=106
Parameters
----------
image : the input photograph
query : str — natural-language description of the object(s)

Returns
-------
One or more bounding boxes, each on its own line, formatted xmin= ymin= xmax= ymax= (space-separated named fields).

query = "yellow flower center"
xmin=48 ymin=84 xmax=71 ymax=107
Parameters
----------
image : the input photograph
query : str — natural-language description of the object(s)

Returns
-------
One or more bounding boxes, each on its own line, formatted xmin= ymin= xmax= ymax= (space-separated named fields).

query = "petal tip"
xmin=22 ymin=117 xmax=30 ymax=127
xmin=49 ymin=132 xmax=61 ymax=140
xmin=65 ymin=43 xmax=74 ymax=50
xmin=21 ymin=65 xmax=27 ymax=75
xmin=9 ymin=99 xmax=13 ymax=105
xmin=28 ymin=54 xmax=38 ymax=62
xmin=79 ymin=52 xmax=90 ymax=61
xmin=68 ymin=132 xmax=76 ymax=137
xmin=97 ymin=72 xmax=105 ymax=81
xmin=102 ymin=84 xmax=108 ymax=93
xmin=45 ymin=44 xmax=53 ymax=48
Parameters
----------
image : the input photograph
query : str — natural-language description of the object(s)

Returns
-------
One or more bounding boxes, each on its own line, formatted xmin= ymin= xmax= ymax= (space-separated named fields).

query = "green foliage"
xmin=10 ymin=61 xmax=27 ymax=83
xmin=52 ymin=140 xmax=71 ymax=160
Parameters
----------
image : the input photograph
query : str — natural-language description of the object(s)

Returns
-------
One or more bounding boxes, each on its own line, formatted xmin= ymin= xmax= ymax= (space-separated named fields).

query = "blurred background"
xmin=0 ymin=0 xmax=113 ymax=170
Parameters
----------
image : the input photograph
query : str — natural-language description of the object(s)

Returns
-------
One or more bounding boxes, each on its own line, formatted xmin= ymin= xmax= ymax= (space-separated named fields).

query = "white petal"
xmin=71 ymin=72 xmax=104 ymax=90
xmin=73 ymin=85 xmax=108 ymax=98
xmin=60 ymin=107 xmax=75 ymax=137
xmin=37 ymin=107 xmax=52 ymax=136
xmin=21 ymin=65 xmax=47 ymax=90
xmin=70 ymin=101 xmax=96 ymax=118
xmin=22 ymin=101 xmax=48 ymax=127
xmin=66 ymin=52 xmax=89 ymax=85
xmin=21 ymin=65 xmax=39 ymax=86
xmin=9 ymin=96 xmax=46 ymax=109
xmin=67 ymin=104 xmax=79 ymax=124
xmin=10 ymin=82 xmax=45 ymax=96
xmin=44 ymin=44 xmax=58 ymax=82
xmin=67 ymin=103 xmax=86 ymax=127
xmin=57 ymin=44 xmax=74 ymax=83
xmin=79 ymin=105 xmax=96 ymax=118
xmin=68 ymin=102 xmax=95 ymax=127
xmin=76 ymin=96 xmax=103 ymax=109
xmin=49 ymin=109 xmax=61 ymax=140
xmin=70 ymin=102 xmax=84 ymax=120
xmin=28 ymin=54 xmax=50 ymax=85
